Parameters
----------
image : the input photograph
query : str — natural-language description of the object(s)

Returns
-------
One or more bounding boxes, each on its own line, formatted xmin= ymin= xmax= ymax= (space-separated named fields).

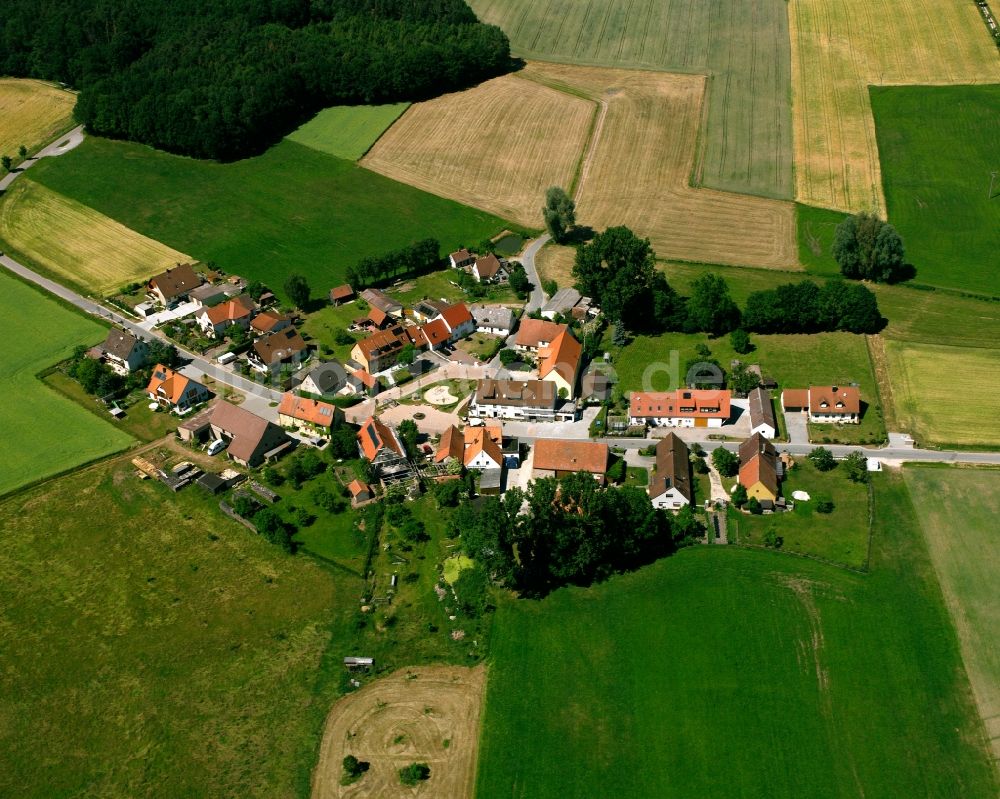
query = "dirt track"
xmin=311 ymin=665 xmax=486 ymax=799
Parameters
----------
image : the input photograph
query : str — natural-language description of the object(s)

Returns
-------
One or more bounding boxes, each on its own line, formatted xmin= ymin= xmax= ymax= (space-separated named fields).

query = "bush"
xmin=399 ymin=763 xmax=431 ymax=786
xmin=334 ymin=330 xmax=355 ymax=346
xmin=843 ymin=451 xmax=870 ymax=483
xmin=498 ymin=348 xmax=519 ymax=366
xmin=807 ymin=447 xmax=837 ymax=472
xmin=816 ymin=500 xmax=835 ymax=514
xmin=711 ymin=447 xmax=739 ymax=478
xmin=746 ymin=496 xmax=762 ymax=515
xmin=763 ymin=528 xmax=783 ymax=548
xmin=606 ymin=458 xmax=626 ymax=483
xmin=341 ymin=754 xmax=369 ymax=785
xmin=732 ymin=484 xmax=748 ymax=507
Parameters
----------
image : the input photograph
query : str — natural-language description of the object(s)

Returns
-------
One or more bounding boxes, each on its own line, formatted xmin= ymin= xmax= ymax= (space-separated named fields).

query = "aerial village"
xmin=78 ymin=242 xmax=873 ymax=543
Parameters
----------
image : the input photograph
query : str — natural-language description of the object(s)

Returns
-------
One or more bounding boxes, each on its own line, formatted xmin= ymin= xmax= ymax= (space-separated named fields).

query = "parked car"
xmin=217 ymin=351 xmax=237 ymax=365
xmin=206 ymin=438 xmax=227 ymax=456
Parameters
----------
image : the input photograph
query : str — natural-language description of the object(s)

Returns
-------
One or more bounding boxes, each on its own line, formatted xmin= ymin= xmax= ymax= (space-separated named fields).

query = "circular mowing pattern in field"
xmin=311 ymin=666 xmax=486 ymax=799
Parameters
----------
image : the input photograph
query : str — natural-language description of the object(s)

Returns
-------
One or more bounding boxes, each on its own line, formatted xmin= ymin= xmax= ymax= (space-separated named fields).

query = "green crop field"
xmin=871 ymin=85 xmax=1000 ymax=297
xmin=286 ymin=103 xmax=409 ymax=160
xmin=467 ymin=0 xmax=793 ymax=201
xmin=884 ymin=340 xmax=1000 ymax=448
xmin=0 ymin=271 xmax=132 ymax=496
xmin=26 ymin=137 xmax=508 ymax=302
xmin=0 ymin=457 xmax=360 ymax=798
xmin=476 ymin=473 xmax=999 ymax=798
xmin=904 ymin=465 xmax=1000 ymax=762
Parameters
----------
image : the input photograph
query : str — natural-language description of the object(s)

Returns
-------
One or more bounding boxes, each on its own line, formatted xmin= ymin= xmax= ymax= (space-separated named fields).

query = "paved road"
xmin=0 ymin=125 xmax=85 ymax=192
xmin=519 ymin=233 xmax=550 ymax=313
xmin=1 ymin=253 xmax=283 ymax=418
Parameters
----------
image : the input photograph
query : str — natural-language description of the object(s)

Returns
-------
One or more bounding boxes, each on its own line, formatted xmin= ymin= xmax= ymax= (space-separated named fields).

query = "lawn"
xmin=0 ymin=78 xmax=75 ymax=158
xmin=0 ymin=178 xmax=190 ymax=295
xmin=0 ymin=455 xmax=361 ymax=798
xmin=871 ymin=84 xmax=1000 ymax=297
xmin=904 ymin=465 xmax=1000 ymax=761
xmin=732 ymin=458 xmax=871 ymax=568
xmin=789 ymin=0 xmax=999 ymax=214
xmin=26 ymin=136 xmax=509 ymax=302
xmin=0 ymin=271 xmax=133 ymax=496
xmin=468 ymin=0 xmax=794 ymax=201
xmin=285 ymin=102 xmax=409 ymax=160
xmin=884 ymin=340 xmax=1000 ymax=448
xmin=475 ymin=472 xmax=999 ymax=798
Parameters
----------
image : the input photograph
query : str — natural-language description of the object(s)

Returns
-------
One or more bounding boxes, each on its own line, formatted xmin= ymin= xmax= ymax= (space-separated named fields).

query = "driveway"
xmin=784 ymin=409 xmax=809 ymax=445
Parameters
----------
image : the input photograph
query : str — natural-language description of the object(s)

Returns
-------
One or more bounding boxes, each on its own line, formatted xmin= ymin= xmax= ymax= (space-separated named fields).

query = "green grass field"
xmin=871 ymin=85 xmax=1000 ymax=297
xmin=733 ymin=458 xmax=871 ymax=568
xmin=286 ymin=103 xmax=409 ymax=160
xmin=475 ymin=473 xmax=999 ymax=798
xmin=884 ymin=340 xmax=1000 ymax=447
xmin=0 ymin=272 xmax=132 ymax=496
xmin=26 ymin=137 xmax=508 ymax=302
xmin=0 ymin=456 xmax=361 ymax=798
xmin=904 ymin=465 xmax=1000 ymax=762
xmin=467 ymin=0 xmax=793 ymax=200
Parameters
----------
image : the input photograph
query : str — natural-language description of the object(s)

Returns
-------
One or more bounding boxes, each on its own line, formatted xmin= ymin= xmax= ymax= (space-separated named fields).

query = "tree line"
xmin=345 ymin=238 xmax=441 ymax=289
xmin=572 ymin=226 xmax=885 ymax=338
xmin=0 ymin=0 xmax=511 ymax=160
xmin=449 ymin=472 xmax=704 ymax=596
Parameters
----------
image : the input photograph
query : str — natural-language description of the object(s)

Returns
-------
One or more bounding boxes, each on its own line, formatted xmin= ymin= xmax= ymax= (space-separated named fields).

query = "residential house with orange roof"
xmin=629 ymin=389 xmax=732 ymax=428
xmin=357 ymin=416 xmax=409 ymax=479
xmin=514 ymin=318 xmax=565 ymax=353
xmin=347 ymin=368 xmax=380 ymax=396
xmin=463 ymin=425 xmax=503 ymax=470
xmin=781 ymin=385 xmax=860 ymax=424
xmin=250 ymin=309 xmax=293 ymax=336
xmin=277 ymin=393 xmax=344 ymax=437
xmin=532 ymin=439 xmax=609 ymax=484
xmin=418 ymin=318 xmax=451 ymax=351
xmin=146 ymin=364 xmax=210 ymax=412
xmin=347 ymin=479 xmax=373 ymax=505
xmin=195 ymin=295 xmax=255 ymax=339
xmin=436 ymin=303 xmax=475 ymax=341
xmin=434 ymin=425 xmax=466 ymax=464
xmin=738 ymin=433 xmax=780 ymax=503
xmin=350 ymin=326 xmax=412 ymax=373
xmin=538 ymin=328 xmax=582 ymax=400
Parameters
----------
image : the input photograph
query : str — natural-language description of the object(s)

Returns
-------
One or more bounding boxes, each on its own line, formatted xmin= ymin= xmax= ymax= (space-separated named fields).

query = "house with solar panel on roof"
xmin=357 ymin=416 xmax=412 ymax=483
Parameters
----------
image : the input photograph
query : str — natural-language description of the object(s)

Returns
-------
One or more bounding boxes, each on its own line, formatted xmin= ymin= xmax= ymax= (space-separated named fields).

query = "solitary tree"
xmin=832 ymin=212 xmax=905 ymax=283
xmin=397 ymin=419 xmax=419 ymax=459
xmin=398 ymin=763 xmax=431 ymax=786
xmin=711 ymin=447 xmax=739 ymax=478
xmin=542 ymin=186 xmax=576 ymax=243
xmin=397 ymin=343 xmax=416 ymax=365
xmin=843 ymin=450 xmax=869 ymax=483
xmin=508 ymin=262 xmax=531 ymax=298
xmin=0 ymin=155 xmax=11 ymax=172
xmin=17 ymin=145 xmax=27 ymax=160
xmin=730 ymin=328 xmax=753 ymax=354
xmin=283 ymin=273 xmax=311 ymax=308
xmin=807 ymin=447 xmax=837 ymax=472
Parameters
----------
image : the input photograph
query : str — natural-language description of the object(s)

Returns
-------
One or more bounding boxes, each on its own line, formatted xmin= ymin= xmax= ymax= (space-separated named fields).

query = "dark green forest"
xmin=0 ymin=0 xmax=510 ymax=160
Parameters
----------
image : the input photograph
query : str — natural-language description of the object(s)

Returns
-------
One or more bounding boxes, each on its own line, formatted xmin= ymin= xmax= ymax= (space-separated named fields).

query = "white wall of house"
xmin=631 ymin=415 xmax=724 ymax=428
xmin=808 ymin=412 xmax=858 ymax=424
xmin=751 ymin=422 xmax=776 ymax=438
xmin=651 ymin=488 xmax=690 ymax=510
xmin=467 ymin=450 xmax=502 ymax=471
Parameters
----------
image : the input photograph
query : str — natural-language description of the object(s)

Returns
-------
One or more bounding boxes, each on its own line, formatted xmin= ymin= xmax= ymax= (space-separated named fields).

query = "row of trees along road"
xmin=0 ymin=0 xmax=511 ymax=160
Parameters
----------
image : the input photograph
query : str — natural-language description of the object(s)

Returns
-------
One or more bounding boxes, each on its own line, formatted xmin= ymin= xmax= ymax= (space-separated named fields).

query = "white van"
xmin=206 ymin=438 xmax=227 ymax=456
xmin=217 ymin=351 xmax=237 ymax=365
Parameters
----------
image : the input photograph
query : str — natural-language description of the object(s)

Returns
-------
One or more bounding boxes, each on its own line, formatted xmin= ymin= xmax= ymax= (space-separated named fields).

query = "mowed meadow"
xmin=0 ymin=271 xmax=132 ymax=496
xmin=871 ymin=85 xmax=1000 ymax=297
xmin=25 ymin=136 xmax=508 ymax=301
xmin=904 ymin=466 xmax=1000 ymax=762
xmin=468 ymin=0 xmax=794 ymax=200
xmin=0 ymin=456 xmax=360 ymax=797
xmin=789 ymin=0 xmax=1000 ymax=213
xmin=476 ymin=474 xmax=999 ymax=798
xmin=0 ymin=78 xmax=75 ymax=157
xmin=362 ymin=73 xmax=595 ymax=227
xmin=0 ymin=178 xmax=190 ymax=295
xmin=285 ymin=103 xmax=409 ymax=161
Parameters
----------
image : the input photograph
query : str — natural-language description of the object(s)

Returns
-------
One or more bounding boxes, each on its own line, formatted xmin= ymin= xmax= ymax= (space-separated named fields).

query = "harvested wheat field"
xmin=790 ymin=0 xmax=1000 ymax=213
xmin=0 ymin=179 xmax=190 ymax=295
xmin=524 ymin=63 xmax=798 ymax=269
xmin=362 ymin=74 xmax=593 ymax=227
xmin=311 ymin=665 xmax=485 ymax=799
xmin=0 ymin=79 xmax=75 ymax=159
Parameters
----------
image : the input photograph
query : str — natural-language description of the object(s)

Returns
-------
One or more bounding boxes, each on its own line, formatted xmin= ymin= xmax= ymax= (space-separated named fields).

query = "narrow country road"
xmin=1 ymin=253 xmax=284 ymax=417
xmin=519 ymin=233 xmax=550 ymax=313
xmin=0 ymin=125 xmax=85 ymax=192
